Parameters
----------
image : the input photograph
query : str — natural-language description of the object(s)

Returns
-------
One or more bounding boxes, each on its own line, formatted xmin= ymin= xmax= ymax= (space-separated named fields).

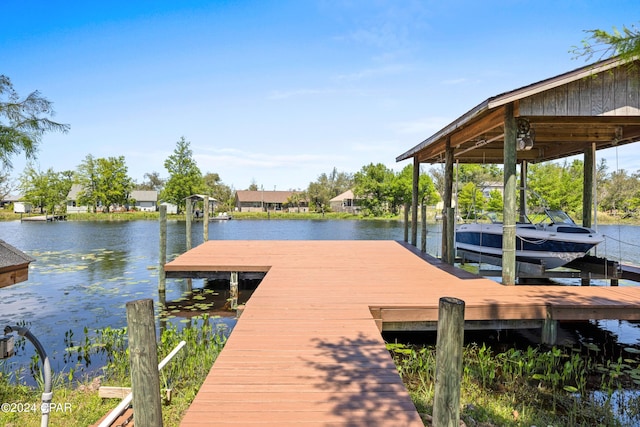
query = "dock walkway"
xmin=164 ymin=240 xmax=640 ymax=426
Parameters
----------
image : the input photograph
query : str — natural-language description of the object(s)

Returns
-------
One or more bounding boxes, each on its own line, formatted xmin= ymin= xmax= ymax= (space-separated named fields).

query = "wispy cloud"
xmin=335 ymin=63 xmax=409 ymax=81
xmin=194 ymin=147 xmax=342 ymax=169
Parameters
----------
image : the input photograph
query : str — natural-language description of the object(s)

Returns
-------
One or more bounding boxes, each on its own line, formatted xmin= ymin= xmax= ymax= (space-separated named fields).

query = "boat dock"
xmin=162 ymin=240 xmax=640 ymax=426
xmin=20 ymin=214 xmax=67 ymax=222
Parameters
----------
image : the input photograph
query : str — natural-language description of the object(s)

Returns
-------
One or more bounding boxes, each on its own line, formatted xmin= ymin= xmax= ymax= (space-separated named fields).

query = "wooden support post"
xmin=230 ymin=271 xmax=238 ymax=310
xmin=203 ymin=196 xmax=209 ymax=242
xmin=433 ymin=297 xmax=465 ymax=427
xmin=502 ymin=103 xmax=517 ymax=286
xmin=541 ymin=307 xmax=557 ymax=346
xmin=583 ymin=143 xmax=595 ymax=229
xmin=403 ymin=203 xmax=409 ymax=243
xmin=158 ymin=205 xmax=167 ymax=293
xmin=126 ymin=299 xmax=163 ymax=427
xmin=185 ymin=198 xmax=192 ymax=251
xmin=421 ymin=203 xmax=427 ymax=253
xmin=442 ymin=139 xmax=454 ymax=263
xmin=411 ymin=156 xmax=419 ymax=246
xmin=582 ymin=144 xmax=596 ymax=287
xmin=445 ymin=207 xmax=455 ymax=264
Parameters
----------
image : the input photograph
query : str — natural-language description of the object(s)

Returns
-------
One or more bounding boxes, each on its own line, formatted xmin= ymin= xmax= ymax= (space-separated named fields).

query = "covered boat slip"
xmin=396 ymin=56 xmax=640 ymax=284
xmin=165 ymin=240 xmax=640 ymax=426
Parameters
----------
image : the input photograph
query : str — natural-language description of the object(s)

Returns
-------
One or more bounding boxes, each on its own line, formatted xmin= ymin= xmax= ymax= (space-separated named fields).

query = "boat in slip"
xmin=455 ymin=208 xmax=604 ymax=270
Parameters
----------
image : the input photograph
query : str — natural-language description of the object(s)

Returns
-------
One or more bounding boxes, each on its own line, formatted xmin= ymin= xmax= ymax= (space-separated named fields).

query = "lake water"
xmin=0 ymin=219 xmax=639 ymax=380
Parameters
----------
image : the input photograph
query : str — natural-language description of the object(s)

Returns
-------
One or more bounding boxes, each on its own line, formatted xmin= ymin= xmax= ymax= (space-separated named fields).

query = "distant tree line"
xmin=8 ymin=136 xmax=640 ymax=219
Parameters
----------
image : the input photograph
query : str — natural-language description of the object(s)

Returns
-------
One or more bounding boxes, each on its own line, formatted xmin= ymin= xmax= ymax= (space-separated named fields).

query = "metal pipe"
xmin=5 ymin=326 xmax=52 ymax=427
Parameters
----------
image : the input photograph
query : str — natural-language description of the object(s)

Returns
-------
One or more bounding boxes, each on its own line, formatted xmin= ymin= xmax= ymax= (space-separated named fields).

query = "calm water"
xmin=0 ymin=219 xmax=439 ymax=379
xmin=0 ymin=219 xmax=638 ymax=380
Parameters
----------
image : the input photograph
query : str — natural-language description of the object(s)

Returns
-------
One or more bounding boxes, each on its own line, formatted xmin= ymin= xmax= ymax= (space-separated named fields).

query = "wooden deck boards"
xmin=164 ymin=240 xmax=640 ymax=426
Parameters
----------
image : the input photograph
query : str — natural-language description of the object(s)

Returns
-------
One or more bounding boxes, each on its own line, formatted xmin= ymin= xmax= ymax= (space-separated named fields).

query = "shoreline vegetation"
xmin=0 ymin=315 xmax=226 ymax=427
xmin=3 ymin=323 xmax=640 ymax=426
xmin=1 ymin=208 xmax=639 ymax=225
xmin=389 ymin=339 xmax=640 ymax=426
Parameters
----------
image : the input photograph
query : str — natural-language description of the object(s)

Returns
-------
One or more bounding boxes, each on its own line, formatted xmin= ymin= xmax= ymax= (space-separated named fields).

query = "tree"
xmin=392 ymin=164 xmax=439 ymax=210
xmin=137 ymin=171 xmax=165 ymax=192
xmin=486 ymin=189 xmax=503 ymax=213
xmin=0 ymin=171 xmax=16 ymax=203
xmin=202 ymin=172 xmax=235 ymax=212
xmin=429 ymin=163 xmax=502 ymax=201
xmin=286 ymin=191 xmax=307 ymax=213
xmin=19 ymin=164 xmax=73 ymax=214
xmin=527 ymin=160 xmax=583 ymax=214
xmin=0 ymin=75 xmax=69 ymax=169
xmin=353 ymin=163 xmax=395 ymax=216
xmin=307 ymin=167 xmax=353 ymax=212
xmin=457 ymin=182 xmax=485 ymax=219
xmin=162 ymin=137 xmax=203 ymax=212
xmin=76 ymin=154 xmax=100 ymax=212
xmin=571 ymin=22 xmax=640 ymax=62
xmin=600 ymin=169 xmax=640 ymax=213
xmin=94 ymin=156 xmax=133 ymax=212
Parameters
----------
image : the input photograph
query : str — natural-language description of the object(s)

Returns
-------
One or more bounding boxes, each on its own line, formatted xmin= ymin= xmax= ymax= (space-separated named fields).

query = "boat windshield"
xmin=545 ymin=209 xmax=576 ymax=225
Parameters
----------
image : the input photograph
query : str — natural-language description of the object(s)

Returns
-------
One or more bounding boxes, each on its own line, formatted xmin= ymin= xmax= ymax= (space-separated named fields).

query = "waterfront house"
xmin=67 ymin=184 xmax=159 ymax=212
xmin=0 ymin=194 xmax=21 ymax=210
xmin=66 ymin=184 xmax=88 ymax=213
xmin=329 ymin=189 xmax=360 ymax=214
xmin=129 ymin=190 xmax=158 ymax=212
xmin=234 ymin=190 xmax=308 ymax=212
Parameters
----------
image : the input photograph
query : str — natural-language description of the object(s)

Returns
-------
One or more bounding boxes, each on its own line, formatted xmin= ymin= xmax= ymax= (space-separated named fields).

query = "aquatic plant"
xmin=388 ymin=341 xmax=640 ymax=426
xmin=0 ymin=315 xmax=227 ymax=426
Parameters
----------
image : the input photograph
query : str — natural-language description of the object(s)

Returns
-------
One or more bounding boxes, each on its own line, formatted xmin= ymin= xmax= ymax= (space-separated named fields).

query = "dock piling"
xmin=203 ymin=196 xmax=209 ymax=242
xmin=158 ymin=205 xmax=167 ymax=293
xmin=433 ymin=297 xmax=465 ymax=427
xmin=230 ymin=271 xmax=238 ymax=310
xmin=126 ymin=299 xmax=163 ymax=427
xmin=542 ymin=306 xmax=558 ymax=345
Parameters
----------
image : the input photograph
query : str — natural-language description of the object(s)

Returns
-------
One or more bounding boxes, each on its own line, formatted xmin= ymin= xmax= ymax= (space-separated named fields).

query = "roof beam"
xmin=450 ymin=106 xmax=505 ymax=147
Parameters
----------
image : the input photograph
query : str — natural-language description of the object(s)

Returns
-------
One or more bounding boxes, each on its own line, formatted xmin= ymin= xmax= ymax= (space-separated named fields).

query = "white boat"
xmin=211 ymin=212 xmax=232 ymax=220
xmin=455 ymin=208 xmax=604 ymax=270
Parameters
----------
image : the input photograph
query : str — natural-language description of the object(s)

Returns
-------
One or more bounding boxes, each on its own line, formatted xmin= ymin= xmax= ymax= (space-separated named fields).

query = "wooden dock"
xmin=163 ymin=240 xmax=640 ymax=426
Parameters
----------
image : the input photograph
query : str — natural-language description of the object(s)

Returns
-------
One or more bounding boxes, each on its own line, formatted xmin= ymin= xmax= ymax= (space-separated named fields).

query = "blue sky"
xmin=2 ymin=1 xmax=639 ymax=191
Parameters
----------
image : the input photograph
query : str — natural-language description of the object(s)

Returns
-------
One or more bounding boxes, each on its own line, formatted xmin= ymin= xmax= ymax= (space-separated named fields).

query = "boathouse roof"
xmin=0 ymin=240 xmax=34 ymax=288
xmin=396 ymin=56 xmax=640 ymax=165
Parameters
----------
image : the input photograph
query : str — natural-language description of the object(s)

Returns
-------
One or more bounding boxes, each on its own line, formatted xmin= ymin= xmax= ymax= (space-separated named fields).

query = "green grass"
xmin=388 ymin=342 xmax=640 ymax=426
xmin=0 ymin=315 xmax=227 ymax=427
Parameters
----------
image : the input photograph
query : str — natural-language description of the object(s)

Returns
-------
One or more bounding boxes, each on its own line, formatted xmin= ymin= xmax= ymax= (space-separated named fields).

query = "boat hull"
xmin=455 ymin=223 xmax=604 ymax=269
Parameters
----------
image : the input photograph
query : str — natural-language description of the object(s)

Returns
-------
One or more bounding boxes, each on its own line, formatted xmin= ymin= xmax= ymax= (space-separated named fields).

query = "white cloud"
xmin=195 ymin=147 xmax=342 ymax=170
xmin=335 ymin=64 xmax=409 ymax=81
